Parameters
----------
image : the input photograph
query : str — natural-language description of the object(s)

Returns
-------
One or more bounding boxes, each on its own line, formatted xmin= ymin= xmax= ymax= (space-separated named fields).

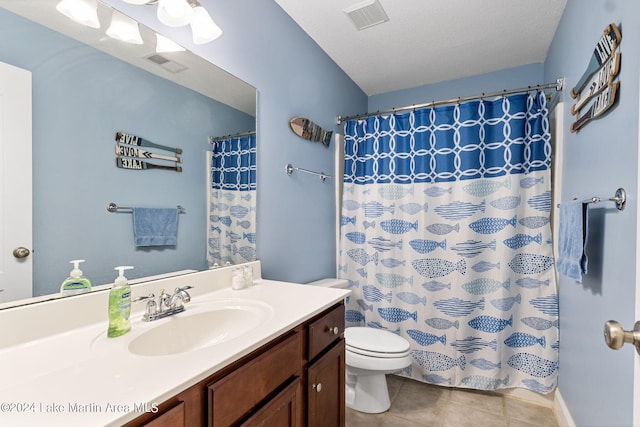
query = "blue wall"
xmin=105 ymin=0 xmax=368 ymax=284
xmin=368 ymin=63 xmax=545 ymax=112
xmin=0 ymin=8 xmax=255 ymax=293
xmin=545 ymin=1 xmax=639 ymax=425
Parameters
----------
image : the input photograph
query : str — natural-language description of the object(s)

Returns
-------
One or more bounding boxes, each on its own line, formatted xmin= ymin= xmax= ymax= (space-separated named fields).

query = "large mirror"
xmin=0 ymin=0 xmax=257 ymax=308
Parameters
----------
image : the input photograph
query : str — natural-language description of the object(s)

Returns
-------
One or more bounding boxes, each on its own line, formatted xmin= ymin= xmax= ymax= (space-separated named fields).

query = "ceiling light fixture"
xmin=56 ymin=0 xmax=100 ymax=29
xmin=122 ymin=0 xmax=222 ymax=43
xmin=156 ymin=33 xmax=186 ymax=53
xmin=106 ymin=10 xmax=143 ymax=44
xmin=156 ymin=0 xmax=194 ymax=27
xmin=56 ymin=0 xmax=221 ymax=45
xmin=190 ymin=4 xmax=222 ymax=44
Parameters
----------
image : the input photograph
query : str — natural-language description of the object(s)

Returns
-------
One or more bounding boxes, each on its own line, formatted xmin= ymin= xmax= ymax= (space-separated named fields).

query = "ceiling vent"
xmin=144 ymin=54 xmax=187 ymax=74
xmin=343 ymin=0 xmax=389 ymax=31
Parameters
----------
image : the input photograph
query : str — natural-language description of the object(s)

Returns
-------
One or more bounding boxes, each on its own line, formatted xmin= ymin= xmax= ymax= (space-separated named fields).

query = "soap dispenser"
xmin=108 ymin=266 xmax=133 ymax=338
xmin=59 ymin=259 xmax=92 ymax=296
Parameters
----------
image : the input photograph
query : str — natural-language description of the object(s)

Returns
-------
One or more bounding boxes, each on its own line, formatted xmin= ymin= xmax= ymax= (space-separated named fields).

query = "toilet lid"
xmin=345 ymin=327 xmax=411 ymax=357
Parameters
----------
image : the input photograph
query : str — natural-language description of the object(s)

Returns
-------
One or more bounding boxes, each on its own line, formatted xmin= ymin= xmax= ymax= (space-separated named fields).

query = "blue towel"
xmin=132 ymin=207 xmax=178 ymax=247
xmin=556 ymin=200 xmax=589 ymax=282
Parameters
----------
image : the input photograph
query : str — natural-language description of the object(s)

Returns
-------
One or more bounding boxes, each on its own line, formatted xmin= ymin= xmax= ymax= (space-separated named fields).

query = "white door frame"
xmin=0 ymin=61 xmax=32 ymax=302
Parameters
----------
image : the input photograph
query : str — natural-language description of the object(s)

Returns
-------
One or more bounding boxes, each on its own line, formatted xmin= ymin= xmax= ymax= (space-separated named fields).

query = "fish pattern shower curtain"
xmin=207 ymin=134 xmax=257 ymax=266
xmin=339 ymin=93 xmax=558 ymax=393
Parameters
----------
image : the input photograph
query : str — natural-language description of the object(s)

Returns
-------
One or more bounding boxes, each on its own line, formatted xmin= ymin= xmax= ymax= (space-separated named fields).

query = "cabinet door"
xmin=307 ymin=339 xmax=345 ymax=427
xmin=138 ymin=402 xmax=185 ymax=427
xmin=241 ymin=378 xmax=301 ymax=427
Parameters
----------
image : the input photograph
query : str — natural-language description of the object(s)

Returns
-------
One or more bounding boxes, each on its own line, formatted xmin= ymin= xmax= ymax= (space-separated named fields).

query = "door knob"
xmin=12 ymin=247 xmax=31 ymax=259
xmin=604 ymin=320 xmax=640 ymax=355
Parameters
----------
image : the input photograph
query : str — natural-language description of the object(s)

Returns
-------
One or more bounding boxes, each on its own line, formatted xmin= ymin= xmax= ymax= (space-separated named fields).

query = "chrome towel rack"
xmin=582 ymin=187 xmax=626 ymax=211
xmin=107 ymin=202 xmax=186 ymax=214
xmin=285 ymin=163 xmax=331 ymax=183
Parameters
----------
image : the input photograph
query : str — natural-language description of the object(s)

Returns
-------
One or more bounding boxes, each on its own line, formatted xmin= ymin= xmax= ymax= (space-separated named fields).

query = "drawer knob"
xmin=328 ymin=326 xmax=339 ymax=335
xmin=313 ymin=383 xmax=322 ymax=393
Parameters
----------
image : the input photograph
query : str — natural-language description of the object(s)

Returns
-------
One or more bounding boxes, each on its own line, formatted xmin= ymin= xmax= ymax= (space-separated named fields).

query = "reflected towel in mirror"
xmin=132 ymin=207 xmax=178 ymax=246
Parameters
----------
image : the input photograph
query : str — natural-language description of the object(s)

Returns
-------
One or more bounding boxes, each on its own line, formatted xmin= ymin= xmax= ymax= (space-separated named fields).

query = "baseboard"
xmin=554 ymin=388 xmax=576 ymax=427
xmin=495 ymin=387 xmax=554 ymax=408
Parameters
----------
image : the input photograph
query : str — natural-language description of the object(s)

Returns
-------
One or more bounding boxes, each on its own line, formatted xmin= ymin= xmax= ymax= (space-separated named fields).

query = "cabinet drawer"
xmin=308 ymin=303 xmax=344 ymax=361
xmin=240 ymin=378 xmax=301 ymax=427
xmin=208 ymin=331 xmax=303 ymax=427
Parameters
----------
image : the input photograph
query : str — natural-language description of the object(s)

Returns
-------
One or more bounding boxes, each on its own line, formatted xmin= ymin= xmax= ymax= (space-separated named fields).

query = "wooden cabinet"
xmin=307 ymin=339 xmax=345 ymax=427
xmin=124 ymin=302 xmax=344 ymax=427
xmin=306 ymin=303 xmax=345 ymax=427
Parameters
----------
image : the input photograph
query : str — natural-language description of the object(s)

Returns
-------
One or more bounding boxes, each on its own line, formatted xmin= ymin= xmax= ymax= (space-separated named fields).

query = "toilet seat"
xmin=345 ymin=327 xmax=411 ymax=358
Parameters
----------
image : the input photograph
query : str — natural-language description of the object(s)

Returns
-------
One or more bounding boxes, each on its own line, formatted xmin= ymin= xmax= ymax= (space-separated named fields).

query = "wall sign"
xmin=114 ymin=131 xmax=183 ymax=172
xmin=570 ymin=23 xmax=621 ymax=132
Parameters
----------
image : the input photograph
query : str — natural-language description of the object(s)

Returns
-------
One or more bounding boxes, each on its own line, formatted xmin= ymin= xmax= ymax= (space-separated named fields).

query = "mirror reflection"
xmin=0 ymin=0 xmax=257 ymax=308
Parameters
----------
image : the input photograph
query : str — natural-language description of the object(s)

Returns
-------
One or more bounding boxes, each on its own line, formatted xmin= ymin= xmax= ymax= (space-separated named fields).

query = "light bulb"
xmin=157 ymin=0 xmax=194 ymax=28
xmin=156 ymin=33 xmax=186 ymax=53
xmin=190 ymin=5 xmax=222 ymax=44
xmin=106 ymin=11 xmax=143 ymax=44
xmin=55 ymin=0 xmax=100 ymax=28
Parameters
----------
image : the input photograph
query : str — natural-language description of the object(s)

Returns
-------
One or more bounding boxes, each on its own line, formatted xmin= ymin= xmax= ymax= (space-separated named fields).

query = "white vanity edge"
xmin=0 ymin=261 xmax=350 ymax=426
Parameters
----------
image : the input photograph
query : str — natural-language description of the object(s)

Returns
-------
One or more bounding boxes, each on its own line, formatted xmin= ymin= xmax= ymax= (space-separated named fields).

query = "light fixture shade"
xmin=106 ymin=11 xmax=143 ymax=44
xmin=156 ymin=33 xmax=186 ymax=53
xmin=56 ymin=0 xmax=100 ymax=29
xmin=122 ymin=0 xmax=151 ymax=4
xmin=190 ymin=6 xmax=222 ymax=44
xmin=157 ymin=0 xmax=194 ymax=28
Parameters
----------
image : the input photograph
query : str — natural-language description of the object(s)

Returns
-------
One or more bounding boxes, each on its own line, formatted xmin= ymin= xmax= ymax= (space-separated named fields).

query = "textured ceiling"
xmin=275 ymin=0 xmax=567 ymax=96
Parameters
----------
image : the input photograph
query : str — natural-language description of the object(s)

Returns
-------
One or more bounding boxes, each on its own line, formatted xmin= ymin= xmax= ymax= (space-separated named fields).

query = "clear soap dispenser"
xmin=60 ymin=259 xmax=92 ymax=296
xmin=107 ymin=266 xmax=133 ymax=338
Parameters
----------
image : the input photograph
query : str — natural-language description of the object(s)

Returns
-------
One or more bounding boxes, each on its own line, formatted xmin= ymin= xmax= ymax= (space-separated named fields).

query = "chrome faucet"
xmin=135 ymin=285 xmax=193 ymax=322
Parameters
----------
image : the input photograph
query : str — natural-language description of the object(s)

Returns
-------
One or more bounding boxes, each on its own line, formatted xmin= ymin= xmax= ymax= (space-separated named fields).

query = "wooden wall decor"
xmin=570 ymin=23 xmax=622 ymax=133
xmin=114 ymin=131 xmax=183 ymax=172
xmin=289 ymin=117 xmax=333 ymax=147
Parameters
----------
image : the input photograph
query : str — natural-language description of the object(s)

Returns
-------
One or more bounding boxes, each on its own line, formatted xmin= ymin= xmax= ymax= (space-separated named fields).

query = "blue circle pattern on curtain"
xmin=211 ymin=134 xmax=257 ymax=191
xmin=339 ymin=92 xmax=558 ymax=395
xmin=344 ymin=94 xmax=551 ymax=184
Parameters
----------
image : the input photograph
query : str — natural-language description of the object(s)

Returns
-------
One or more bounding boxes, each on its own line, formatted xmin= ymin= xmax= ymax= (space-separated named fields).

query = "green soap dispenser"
xmin=107 ymin=266 xmax=133 ymax=338
xmin=60 ymin=259 xmax=92 ymax=296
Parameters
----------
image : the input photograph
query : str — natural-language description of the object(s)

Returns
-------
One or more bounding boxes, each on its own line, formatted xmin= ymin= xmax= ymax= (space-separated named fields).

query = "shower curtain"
xmin=339 ymin=92 xmax=558 ymax=393
xmin=207 ymin=133 xmax=257 ymax=266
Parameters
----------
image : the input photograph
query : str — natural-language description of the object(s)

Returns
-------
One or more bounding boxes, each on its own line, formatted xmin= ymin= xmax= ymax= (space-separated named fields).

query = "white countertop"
xmin=0 ymin=275 xmax=349 ymax=426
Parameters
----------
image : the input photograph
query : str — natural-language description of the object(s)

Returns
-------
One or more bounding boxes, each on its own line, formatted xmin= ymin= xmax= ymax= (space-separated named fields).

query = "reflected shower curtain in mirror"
xmin=339 ymin=93 xmax=558 ymax=393
xmin=207 ymin=133 xmax=257 ymax=266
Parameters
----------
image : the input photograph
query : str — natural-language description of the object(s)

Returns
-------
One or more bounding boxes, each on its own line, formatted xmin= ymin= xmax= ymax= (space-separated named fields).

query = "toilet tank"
xmin=306 ymin=278 xmax=349 ymax=289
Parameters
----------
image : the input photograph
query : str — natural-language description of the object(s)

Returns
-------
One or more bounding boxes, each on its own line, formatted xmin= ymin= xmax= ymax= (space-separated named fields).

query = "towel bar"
xmin=285 ymin=163 xmax=331 ymax=182
xmin=582 ymin=187 xmax=626 ymax=211
xmin=107 ymin=202 xmax=186 ymax=214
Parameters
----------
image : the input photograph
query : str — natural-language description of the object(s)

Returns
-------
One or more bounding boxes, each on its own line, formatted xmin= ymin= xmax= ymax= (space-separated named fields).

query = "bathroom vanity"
xmin=124 ymin=302 xmax=345 ymax=426
xmin=0 ymin=262 xmax=348 ymax=426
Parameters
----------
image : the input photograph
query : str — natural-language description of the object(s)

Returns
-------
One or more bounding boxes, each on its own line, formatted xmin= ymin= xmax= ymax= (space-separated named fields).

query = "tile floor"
xmin=346 ymin=375 xmax=559 ymax=427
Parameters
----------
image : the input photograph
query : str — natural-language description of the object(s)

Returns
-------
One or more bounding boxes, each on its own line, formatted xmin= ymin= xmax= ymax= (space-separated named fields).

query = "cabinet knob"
xmin=327 ymin=326 xmax=339 ymax=335
xmin=313 ymin=383 xmax=322 ymax=393
xmin=604 ymin=320 xmax=640 ymax=355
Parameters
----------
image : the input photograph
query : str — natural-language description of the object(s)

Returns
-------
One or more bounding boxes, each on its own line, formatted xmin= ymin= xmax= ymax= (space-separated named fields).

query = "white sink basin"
xmin=93 ymin=299 xmax=274 ymax=357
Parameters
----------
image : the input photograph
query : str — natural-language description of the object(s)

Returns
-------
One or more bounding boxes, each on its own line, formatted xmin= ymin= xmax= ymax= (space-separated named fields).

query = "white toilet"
xmin=307 ymin=278 xmax=412 ymax=414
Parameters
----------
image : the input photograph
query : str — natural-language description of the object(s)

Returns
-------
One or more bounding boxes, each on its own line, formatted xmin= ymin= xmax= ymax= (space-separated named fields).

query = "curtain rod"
xmin=209 ymin=130 xmax=256 ymax=144
xmin=337 ymin=78 xmax=564 ymax=125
